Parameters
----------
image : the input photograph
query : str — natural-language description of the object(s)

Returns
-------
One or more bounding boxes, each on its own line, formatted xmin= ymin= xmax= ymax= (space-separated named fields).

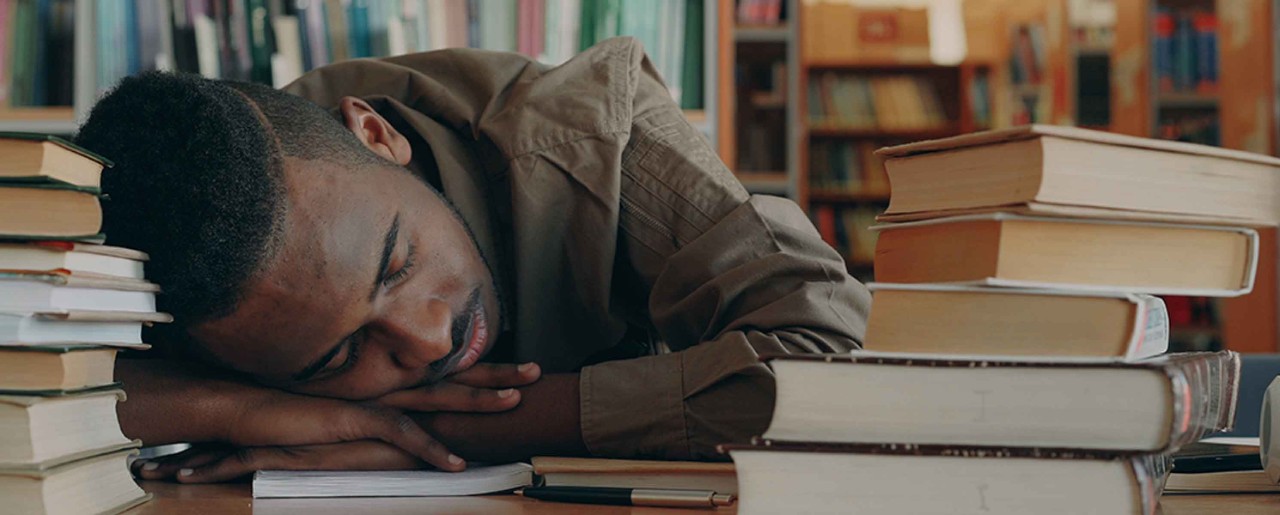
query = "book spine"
xmin=1193 ymin=12 xmax=1217 ymax=93
xmin=1126 ymin=295 xmax=1169 ymax=361
xmin=1129 ymin=453 xmax=1172 ymax=515
xmin=245 ymin=0 xmax=274 ymax=83
xmin=1172 ymin=11 xmax=1195 ymax=92
xmin=0 ymin=0 xmax=11 ymax=106
xmin=1162 ymin=351 xmax=1240 ymax=452
xmin=1154 ymin=9 xmax=1173 ymax=92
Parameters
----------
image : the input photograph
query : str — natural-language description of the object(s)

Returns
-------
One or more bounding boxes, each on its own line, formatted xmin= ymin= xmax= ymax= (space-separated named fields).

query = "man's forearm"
xmin=115 ymin=359 xmax=242 ymax=445
xmin=414 ymin=373 xmax=588 ymax=462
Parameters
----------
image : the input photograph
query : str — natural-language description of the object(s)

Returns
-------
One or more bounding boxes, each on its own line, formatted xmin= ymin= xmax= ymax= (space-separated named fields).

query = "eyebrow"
xmin=289 ymin=214 xmax=400 ymax=382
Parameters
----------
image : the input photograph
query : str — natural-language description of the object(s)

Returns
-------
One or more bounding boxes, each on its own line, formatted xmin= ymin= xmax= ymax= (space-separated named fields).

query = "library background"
xmin=0 ymin=0 xmax=1276 ymax=354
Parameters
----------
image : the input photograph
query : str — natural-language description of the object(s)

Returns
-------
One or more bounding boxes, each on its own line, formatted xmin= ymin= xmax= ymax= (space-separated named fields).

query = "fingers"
xmin=227 ymin=391 xmax=464 ymax=472
xmin=340 ymin=404 xmax=466 ymax=472
xmin=175 ymin=441 xmax=424 ymax=484
xmin=447 ymin=362 xmax=541 ymax=388
xmin=133 ymin=445 xmax=234 ymax=481
xmin=375 ymin=381 xmax=521 ymax=413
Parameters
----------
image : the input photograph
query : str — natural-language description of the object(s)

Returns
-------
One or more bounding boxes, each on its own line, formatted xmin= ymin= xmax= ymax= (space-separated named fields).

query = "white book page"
xmin=253 ymin=463 xmax=534 ymax=498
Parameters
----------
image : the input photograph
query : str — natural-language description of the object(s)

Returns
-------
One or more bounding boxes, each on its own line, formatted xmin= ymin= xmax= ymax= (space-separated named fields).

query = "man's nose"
xmin=381 ymin=298 xmax=455 ymax=370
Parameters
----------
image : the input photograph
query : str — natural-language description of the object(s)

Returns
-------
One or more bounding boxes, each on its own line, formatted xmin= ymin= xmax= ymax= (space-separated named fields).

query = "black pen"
xmin=515 ymin=486 xmax=736 ymax=509
xmin=1172 ymin=453 xmax=1263 ymax=474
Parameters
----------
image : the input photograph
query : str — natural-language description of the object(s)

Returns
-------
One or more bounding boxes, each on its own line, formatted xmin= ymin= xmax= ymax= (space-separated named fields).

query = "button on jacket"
xmin=284 ymin=37 xmax=872 ymax=460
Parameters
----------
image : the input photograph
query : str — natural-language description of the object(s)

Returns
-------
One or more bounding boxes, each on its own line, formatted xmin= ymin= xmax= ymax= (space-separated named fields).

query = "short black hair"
xmin=74 ymin=72 xmax=385 ymax=343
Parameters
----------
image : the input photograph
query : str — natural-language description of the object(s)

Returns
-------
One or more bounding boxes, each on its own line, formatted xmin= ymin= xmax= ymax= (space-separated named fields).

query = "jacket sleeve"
xmin=578 ymin=42 xmax=872 ymax=460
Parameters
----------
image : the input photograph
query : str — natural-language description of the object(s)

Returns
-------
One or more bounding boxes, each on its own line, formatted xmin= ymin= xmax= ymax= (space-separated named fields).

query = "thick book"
xmin=873 ymin=125 xmax=1280 ymax=225
xmin=0 ymin=133 xmax=110 ymax=189
xmin=0 ymin=272 xmax=159 ymax=313
xmin=253 ymin=462 xmax=534 ymax=498
xmin=0 ymin=310 xmax=164 ymax=346
xmin=0 ymin=344 xmax=138 ymax=393
xmin=0 ymin=242 xmax=146 ymax=280
xmin=0 ymin=448 xmax=150 ymax=515
xmin=864 ymin=284 xmax=1168 ymax=360
xmin=0 ymin=389 xmax=137 ymax=469
xmin=1166 ymin=470 xmax=1279 ymax=493
xmin=721 ymin=441 xmax=1170 ymax=515
xmin=761 ymin=351 xmax=1239 ymax=452
xmin=531 ymin=457 xmax=737 ymax=494
xmin=872 ymin=214 xmax=1258 ymax=296
xmin=0 ymin=184 xmax=102 ymax=239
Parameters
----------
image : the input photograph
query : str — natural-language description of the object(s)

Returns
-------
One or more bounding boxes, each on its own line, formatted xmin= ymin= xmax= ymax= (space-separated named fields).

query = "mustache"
xmin=424 ymin=288 xmax=481 ymax=379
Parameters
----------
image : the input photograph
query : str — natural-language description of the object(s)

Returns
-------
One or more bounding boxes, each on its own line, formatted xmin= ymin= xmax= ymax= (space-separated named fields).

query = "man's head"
xmin=76 ymin=72 xmax=501 ymax=399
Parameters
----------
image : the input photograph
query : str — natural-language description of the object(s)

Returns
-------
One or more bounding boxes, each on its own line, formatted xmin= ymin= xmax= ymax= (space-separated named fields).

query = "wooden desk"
xmin=123 ymin=481 xmax=1280 ymax=514
xmin=126 ymin=481 xmax=735 ymax=514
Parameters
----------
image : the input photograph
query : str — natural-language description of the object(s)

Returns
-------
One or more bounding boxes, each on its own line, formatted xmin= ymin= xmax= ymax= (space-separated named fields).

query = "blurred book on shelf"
xmin=1154 ymin=7 xmax=1217 ymax=95
xmin=808 ymin=73 xmax=949 ymax=132
xmin=1 ymin=0 xmax=709 ymax=116
xmin=736 ymin=0 xmax=784 ymax=26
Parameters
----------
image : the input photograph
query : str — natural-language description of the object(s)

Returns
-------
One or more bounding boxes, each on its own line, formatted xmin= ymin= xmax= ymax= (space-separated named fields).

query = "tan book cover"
xmin=873 ymin=125 xmax=1280 ymax=225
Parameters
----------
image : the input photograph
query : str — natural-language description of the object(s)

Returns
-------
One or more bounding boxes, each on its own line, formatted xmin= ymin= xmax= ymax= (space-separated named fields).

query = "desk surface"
xmin=123 ymin=481 xmax=1280 ymax=514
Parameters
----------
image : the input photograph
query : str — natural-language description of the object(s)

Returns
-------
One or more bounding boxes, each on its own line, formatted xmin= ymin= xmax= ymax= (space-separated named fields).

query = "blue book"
xmin=1194 ymin=12 xmax=1218 ymax=91
xmin=346 ymin=0 xmax=370 ymax=58
xmin=296 ymin=1 xmax=314 ymax=70
xmin=123 ymin=0 xmax=140 ymax=74
xmin=31 ymin=0 xmax=52 ymax=105
xmin=365 ymin=0 xmax=389 ymax=57
xmin=1172 ymin=12 xmax=1195 ymax=92
xmin=466 ymin=0 xmax=480 ymax=48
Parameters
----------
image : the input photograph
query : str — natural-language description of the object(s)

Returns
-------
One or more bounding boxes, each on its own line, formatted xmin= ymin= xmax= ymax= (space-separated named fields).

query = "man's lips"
xmin=453 ymin=306 xmax=489 ymax=372
xmin=424 ymin=289 xmax=489 ymax=381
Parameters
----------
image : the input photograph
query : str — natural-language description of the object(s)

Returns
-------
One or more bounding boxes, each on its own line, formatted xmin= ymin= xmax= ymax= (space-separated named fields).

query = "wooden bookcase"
xmin=712 ymin=0 xmax=800 ymax=198
xmin=790 ymin=2 xmax=992 ymax=278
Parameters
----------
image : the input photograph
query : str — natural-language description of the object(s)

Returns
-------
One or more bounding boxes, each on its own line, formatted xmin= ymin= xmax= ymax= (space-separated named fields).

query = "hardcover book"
xmin=0 ymin=448 xmax=149 ymax=515
xmin=873 ymin=125 xmax=1280 ymax=225
xmin=532 ymin=457 xmax=737 ymax=494
xmin=864 ymin=284 xmax=1169 ymax=360
xmin=761 ymin=351 xmax=1239 ymax=452
xmin=0 ymin=132 xmax=111 ymax=189
xmin=0 ymin=389 xmax=137 ymax=469
xmin=722 ymin=440 xmax=1171 ymax=515
xmin=871 ymin=214 xmax=1257 ymax=296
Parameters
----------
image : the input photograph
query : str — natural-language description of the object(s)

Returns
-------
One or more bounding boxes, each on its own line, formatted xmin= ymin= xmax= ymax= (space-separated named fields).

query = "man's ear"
xmin=339 ymin=96 xmax=412 ymax=166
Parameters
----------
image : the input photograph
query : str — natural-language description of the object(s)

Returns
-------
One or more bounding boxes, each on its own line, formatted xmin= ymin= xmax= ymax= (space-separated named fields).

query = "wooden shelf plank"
xmin=807 ymin=125 xmax=958 ymax=140
xmin=736 ymin=171 xmax=790 ymax=194
xmin=804 ymin=60 xmax=956 ymax=71
xmin=808 ymin=190 xmax=891 ymax=203
xmin=1156 ymin=93 xmax=1220 ymax=109
xmin=735 ymin=25 xmax=790 ymax=42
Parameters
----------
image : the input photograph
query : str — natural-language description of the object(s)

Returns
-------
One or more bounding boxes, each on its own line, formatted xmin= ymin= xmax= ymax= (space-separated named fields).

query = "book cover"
xmin=722 ymin=440 xmax=1171 ymax=515
xmin=871 ymin=213 xmax=1259 ymax=296
xmin=761 ymin=351 xmax=1239 ymax=454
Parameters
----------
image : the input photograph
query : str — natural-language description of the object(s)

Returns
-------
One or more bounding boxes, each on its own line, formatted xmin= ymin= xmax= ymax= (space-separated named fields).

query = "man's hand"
xmin=374 ymin=362 xmax=541 ymax=412
xmin=120 ymin=360 xmax=541 ymax=482
xmin=133 ymin=441 xmax=418 ymax=483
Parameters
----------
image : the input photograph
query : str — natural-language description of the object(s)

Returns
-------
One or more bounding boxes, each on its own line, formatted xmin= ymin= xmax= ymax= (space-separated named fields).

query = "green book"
xmin=680 ymin=0 xmax=704 ymax=109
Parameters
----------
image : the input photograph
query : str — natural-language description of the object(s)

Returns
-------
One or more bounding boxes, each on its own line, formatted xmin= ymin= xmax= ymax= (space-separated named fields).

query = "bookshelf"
xmin=712 ymin=0 xmax=800 ymax=199
xmin=794 ymin=1 xmax=992 ymax=278
xmin=0 ymin=0 xmax=723 ymax=143
xmin=1110 ymin=0 xmax=1277 ymax=353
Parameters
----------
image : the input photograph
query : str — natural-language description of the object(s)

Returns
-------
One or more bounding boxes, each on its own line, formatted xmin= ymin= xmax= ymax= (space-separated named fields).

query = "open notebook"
xmin=252 ymin=463 xmax=533 ymax=498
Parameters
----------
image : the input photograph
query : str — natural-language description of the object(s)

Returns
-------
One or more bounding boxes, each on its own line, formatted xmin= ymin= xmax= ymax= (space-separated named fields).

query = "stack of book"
xmin=724 ymin=125 xmax=1267 ymax=514
xmin=0 ymin=133 xmax=167 ymax=514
